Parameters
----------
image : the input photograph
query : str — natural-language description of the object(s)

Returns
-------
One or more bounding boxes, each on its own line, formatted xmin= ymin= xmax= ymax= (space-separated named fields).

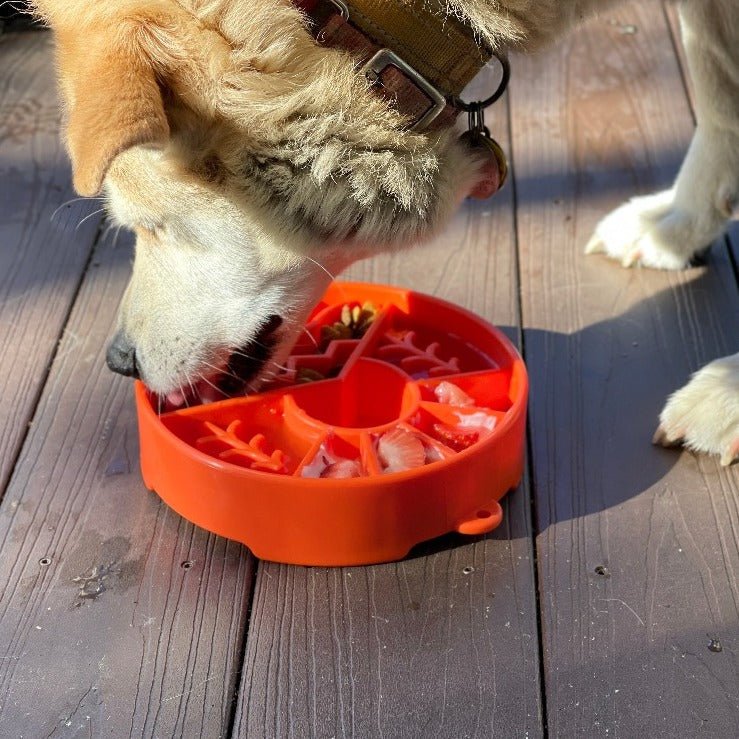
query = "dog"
xmin=31 ymin=0 xmax=738 ymax=464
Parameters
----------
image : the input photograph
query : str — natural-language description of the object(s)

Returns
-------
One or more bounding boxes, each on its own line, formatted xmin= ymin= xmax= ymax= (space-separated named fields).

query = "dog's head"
xmin=42 ymin=0 xmax=486 ymax=404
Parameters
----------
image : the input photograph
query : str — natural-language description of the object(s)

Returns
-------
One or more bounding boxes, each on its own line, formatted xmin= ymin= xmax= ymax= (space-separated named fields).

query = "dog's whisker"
xmin=304 ymin=255 xmax=337 ymax=282
xmin=262 ymin=365 xmax=284 ymax=385
xmin=200 ymin=359 xmax=242 ymax=383
xmin=197 ymin=373 xmax=229 ymax=398
xmin=186 ymin=378 xmax=198 ymax=406
xmin=75 ymin=208 xmax=106 ymax=231
xmin=0 ymin=0 xmax=30 ymax=10
xmin=49 ymin=196 xmax=101 ymax=222
xmin=300 ymin=326 xmax=319 ymax=349
xmin=111 ymin=224 xmax=125 ymax=249
xmin=230 ymin=343 xmax=264 ymax=355
xmin=229 ymin=349 xmax=259 ymax=362
xmin=178 ymin=381 xmax=190 ymax=408
xmin=199 ymin=359 xmax=226 ymax=373
xmin=250 ymin=339 xmax=275 ymax=351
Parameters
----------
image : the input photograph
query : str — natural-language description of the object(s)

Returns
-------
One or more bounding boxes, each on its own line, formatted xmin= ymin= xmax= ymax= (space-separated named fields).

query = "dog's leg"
xmin=584 ymin=1 xmax=739 ymax=464
xmin=585 ymin=0 xmax=739 ymax=269
xmin=654 ymin=353 xmax=739 ymax=466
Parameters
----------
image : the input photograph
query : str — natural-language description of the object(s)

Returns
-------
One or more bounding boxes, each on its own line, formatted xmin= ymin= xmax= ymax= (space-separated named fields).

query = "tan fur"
xmin=37 ymin=0 xmax=480 ymax=247
xmin=32 ymin=0 xmax=739 ymax=461
xmin=55 ymin=26 xmax=169 ymax=196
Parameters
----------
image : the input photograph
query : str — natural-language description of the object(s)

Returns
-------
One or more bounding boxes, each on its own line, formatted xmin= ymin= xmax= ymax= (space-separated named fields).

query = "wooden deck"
xmin=0 ymin=3 xmax=737 ymax=736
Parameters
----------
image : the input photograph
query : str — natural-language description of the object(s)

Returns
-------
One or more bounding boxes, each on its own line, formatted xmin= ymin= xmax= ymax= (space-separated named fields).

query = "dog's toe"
xmin=584 ymin=234 xmax=605 ymax=255
xmin=652 ymin=424 xmax=684 ymax=448
xmin=621 ymin=246 xmax=642 ymax=269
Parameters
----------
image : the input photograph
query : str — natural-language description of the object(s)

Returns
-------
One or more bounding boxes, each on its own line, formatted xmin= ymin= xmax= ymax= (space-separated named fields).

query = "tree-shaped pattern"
xmin=375 ymin=330 xmax=461 ymax=377
xmin=197 ymin=420 xmax=288 ymax=473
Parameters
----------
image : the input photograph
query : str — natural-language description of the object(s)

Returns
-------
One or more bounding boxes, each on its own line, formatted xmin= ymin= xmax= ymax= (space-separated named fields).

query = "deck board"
xmin=0 ymin=33 xmax=102 ymax=494
xmin=1 ymin=4 xmax=738 ymax=736
xmin=0 ymin=34 xmax=257 ymax=734
xmin=233 ymin=81 xmax=545 ymax=738
xmin=513 ymin=3 xmax=739 ymax=735
xmin=0 ymin=193 xmax=254 ymax=735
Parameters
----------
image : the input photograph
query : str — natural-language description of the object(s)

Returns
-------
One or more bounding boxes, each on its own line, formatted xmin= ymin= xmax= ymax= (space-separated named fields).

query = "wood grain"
xmin=4 ymin=8 xmax=737 ymax=736
xmin=512 ymin=2 xmax=739 ymax=735
xmin=234 ymin=76 xmax=544 ymax=739
xmin=0 ymin=33 xmax=104 ymax=495
xmin=0 ymin=227 xmax=255 ymax=737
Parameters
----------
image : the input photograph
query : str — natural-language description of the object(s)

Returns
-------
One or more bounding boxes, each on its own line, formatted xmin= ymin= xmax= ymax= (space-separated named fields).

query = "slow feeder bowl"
xmin=135 ymin=282 xmax=528 ymax=566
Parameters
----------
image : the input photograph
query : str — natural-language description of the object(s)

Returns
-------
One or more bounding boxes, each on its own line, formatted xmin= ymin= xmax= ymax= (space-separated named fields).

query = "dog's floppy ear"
xmin=55 ymin=27 xmax=169 ymax=196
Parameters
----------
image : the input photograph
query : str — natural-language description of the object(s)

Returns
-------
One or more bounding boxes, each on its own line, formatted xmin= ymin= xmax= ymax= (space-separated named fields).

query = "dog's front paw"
xmin=585 ymin=189 xmax=715 ymax=270
xmin=654 ymin=354 xmax=739 ymax=466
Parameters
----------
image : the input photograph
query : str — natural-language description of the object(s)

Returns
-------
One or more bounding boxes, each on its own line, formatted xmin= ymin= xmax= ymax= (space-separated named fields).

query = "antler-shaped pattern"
xmin=197 ymin=420 xmax=288 ymax=473
xmin=375 ymin=331 xmax=460 ymax=377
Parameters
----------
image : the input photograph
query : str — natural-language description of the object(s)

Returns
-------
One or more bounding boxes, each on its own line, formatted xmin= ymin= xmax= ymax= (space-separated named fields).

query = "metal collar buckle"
xmin=322 ymin=1 xmax=447 ymax=131
xmin=362 ymin=49 xmax=447 ymax=131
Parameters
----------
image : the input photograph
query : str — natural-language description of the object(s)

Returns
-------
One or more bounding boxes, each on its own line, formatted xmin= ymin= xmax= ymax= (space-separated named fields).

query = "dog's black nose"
xmin=106 ymin=331 xmax=140 ymax=379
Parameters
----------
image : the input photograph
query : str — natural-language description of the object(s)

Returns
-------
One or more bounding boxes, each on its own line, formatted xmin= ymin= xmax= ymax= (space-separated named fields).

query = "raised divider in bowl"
xmin=135 ymin=282 xmax=528 ymax=566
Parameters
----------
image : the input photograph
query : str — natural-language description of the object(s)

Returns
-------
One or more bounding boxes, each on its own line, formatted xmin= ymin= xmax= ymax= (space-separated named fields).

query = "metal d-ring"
xmin=452 ymin=52 xmax=511 ymax=114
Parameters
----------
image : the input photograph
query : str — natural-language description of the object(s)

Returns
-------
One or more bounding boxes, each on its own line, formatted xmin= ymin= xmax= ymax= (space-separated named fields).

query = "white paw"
xmin=654 ymin=354 xmax=739 ymax=466
xmin=585 ymin=189 xmax=716 ymax=270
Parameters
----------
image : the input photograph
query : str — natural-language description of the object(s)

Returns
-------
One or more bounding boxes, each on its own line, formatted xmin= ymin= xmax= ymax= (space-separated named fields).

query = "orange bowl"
xmin=135 ymin=282 xmax=528 ymax=566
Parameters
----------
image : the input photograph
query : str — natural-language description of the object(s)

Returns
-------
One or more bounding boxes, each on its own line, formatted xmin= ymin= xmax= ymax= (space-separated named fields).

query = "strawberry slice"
xmin=433 ymin=381 xmax=475 ymax=407
xmin=377 ymin=428 xmax=426 ymax=473
xmin=432 ymin=423 xmax=480 ymax=452
xmin=320 ymin=459 xmax=362 ymax=479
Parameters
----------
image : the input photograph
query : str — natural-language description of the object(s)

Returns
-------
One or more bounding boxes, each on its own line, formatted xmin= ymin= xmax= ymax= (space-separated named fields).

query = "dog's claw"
xmin=654 ymin=425 xmax=738 ymax=465
xmin=720 ymin=438 xmax=739 ymax=467
xmin=652 ymin=424 xmax=683 ymax=447
xmin=584 ymin=234 xmax=605 ymax=255
xmin=652 ymin=425 xmax=667 ymax=446
xmin=621 ymin=248 xmax=641 ymax=268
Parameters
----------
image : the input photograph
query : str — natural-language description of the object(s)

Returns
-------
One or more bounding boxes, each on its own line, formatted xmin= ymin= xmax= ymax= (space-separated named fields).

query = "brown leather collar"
xmin=295 ymin=0 xmax=498 ymax=132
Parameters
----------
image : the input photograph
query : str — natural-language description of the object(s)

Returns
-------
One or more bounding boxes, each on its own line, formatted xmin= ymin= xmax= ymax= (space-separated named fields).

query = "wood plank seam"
xmin=727 ymin=232 xmax=739 ymax=289
xmin=0 ymin=222 xmax=256 ymax=735
xmin=504 ymin=82 xmax=553 ymax=736
xmin=513 ymin=3 xmax=739 ymax=734
xmin=232 ymin=71 xmax=544 ymax=737
xmin=225 ymin=551 xmax=261 ymax=738
xmin=0 ymin=32 xmax=107 ymax=504
xmin=0 ymin=218 xmax=105 ymax=504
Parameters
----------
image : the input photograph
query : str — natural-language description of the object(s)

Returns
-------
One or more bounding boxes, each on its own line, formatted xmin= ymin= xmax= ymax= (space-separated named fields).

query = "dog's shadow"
xmin=409 ymin=239 xmax=738 ymax=557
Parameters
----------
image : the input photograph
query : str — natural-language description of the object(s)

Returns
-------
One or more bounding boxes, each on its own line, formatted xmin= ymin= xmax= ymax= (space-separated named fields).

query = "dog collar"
xmin=294 ymin=0 xmax=506 ymax=132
